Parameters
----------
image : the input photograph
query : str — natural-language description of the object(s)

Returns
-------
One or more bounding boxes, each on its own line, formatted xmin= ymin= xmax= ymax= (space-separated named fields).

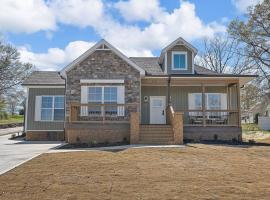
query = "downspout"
xmin=58 ymin=72 xmax=66 ymax=141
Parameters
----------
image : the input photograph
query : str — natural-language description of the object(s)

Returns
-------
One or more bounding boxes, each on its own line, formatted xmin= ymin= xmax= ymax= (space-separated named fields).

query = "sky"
xmin=0 ymin=0 xmax=262 ymax=71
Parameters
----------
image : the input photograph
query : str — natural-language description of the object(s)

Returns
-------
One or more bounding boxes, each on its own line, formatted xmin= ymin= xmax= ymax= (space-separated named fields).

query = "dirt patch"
xmin=0 ymin=144 xmax=270 ymax=200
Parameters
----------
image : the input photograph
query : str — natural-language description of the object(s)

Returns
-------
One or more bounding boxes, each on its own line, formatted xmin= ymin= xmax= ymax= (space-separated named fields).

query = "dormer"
xmin=159 ymin=37 xmax=198 ymax=74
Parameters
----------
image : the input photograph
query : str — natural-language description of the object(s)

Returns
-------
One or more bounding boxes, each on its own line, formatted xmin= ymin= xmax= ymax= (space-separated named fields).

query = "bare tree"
xmin=199 ymin=34 xmax=253 ymax=74
xmin=0 ymin=41 xmax=33 ymax=96
xmin=6 ymin=89 xmax=25 ymax=115
xmin=228 ymin=0 xmax=270 ymax=89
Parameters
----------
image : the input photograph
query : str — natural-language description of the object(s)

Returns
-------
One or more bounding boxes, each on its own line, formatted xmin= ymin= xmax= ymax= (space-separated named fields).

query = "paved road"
xmin=0 ymin=134 xmax=63 ymax=175
xmin=0 ymin=127 xmax=23 ymax=136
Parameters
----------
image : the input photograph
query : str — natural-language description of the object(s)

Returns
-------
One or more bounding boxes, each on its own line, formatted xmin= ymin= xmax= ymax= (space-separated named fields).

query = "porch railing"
xmin=182 ymin=109 xmax=239 ymax=126
xmin=69 ymin=103 xmax=138 ymax=123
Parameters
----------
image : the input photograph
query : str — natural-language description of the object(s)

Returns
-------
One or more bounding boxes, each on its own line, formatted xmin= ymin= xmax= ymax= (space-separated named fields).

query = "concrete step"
xmin=138 ymin=140 xmax=175 ymax=145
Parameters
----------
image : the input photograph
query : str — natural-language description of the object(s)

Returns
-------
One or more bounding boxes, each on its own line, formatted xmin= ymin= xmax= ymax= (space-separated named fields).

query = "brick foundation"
xmin=65 ymin=123 xmax=130 ymax=144
xmin=26 ymin=131 xmax=64 ymax=141
xmin=184 ymin=127 xmax=242 ymax=142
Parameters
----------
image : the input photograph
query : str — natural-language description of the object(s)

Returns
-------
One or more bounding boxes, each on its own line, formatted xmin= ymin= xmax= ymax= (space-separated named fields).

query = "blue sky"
xmin=0 ymin=0 xmax=261 ymax=71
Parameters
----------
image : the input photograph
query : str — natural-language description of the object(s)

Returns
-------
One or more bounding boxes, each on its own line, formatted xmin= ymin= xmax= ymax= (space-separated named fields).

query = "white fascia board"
xmin=80 ymin=79 xmax=124 ymax=84
xmin=25 ymin=86 xmax=65 ymax=88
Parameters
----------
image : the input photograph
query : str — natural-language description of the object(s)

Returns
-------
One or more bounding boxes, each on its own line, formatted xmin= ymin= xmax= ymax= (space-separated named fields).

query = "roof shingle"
xmin=22 ymin=71 xmax=65 ymax=86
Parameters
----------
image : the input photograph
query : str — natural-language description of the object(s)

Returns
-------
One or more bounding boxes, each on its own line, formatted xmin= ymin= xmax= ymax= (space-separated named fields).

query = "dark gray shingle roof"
xmin=22 ymin=71 xmax=65 ymax=86
xmin=130 ymin=57 xmax=219 ymax=75
xmin=130 ymin=57 xmax=163 ymax=75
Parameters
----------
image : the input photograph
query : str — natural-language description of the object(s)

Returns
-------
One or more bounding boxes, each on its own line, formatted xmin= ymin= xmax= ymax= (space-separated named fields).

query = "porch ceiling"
xmin=141 ymin=77 xmax=240 ymax=86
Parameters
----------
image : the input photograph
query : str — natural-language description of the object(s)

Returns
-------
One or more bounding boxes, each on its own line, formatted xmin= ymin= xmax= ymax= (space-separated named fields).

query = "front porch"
xmin=66 ymin=77 xmax=242 ymax=144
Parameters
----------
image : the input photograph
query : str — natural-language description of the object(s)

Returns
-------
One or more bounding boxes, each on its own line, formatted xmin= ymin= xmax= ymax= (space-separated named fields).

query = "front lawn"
xmin=0 ymin=144 xmax=270 ymax=199
xmin=0 ymin=115 xmax=23 ymax=125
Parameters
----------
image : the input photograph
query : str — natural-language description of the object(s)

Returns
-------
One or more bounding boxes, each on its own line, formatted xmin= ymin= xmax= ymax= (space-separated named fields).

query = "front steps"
xmin=138 ymin=125 xmax=174 ymax=144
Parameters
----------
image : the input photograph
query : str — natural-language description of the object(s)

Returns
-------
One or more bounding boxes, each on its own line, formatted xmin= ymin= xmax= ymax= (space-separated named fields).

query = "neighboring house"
xmin=22 ymin=37 xmax=256 ymax=144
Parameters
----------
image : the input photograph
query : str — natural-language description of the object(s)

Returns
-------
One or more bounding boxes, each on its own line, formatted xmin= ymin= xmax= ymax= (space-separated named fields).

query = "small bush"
xmin=248 ymin=139 xmax=255 ymax=145
xmin=214 ymin=134 xmax=218 ymax=141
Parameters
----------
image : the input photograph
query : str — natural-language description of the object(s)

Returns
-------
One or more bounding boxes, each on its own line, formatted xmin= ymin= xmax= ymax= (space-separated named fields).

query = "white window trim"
xmin=171 ymin=51 xmax=188 ymax=70
xmin=40 ymin=95 xmax=65 ymax=122
xmin=80 ymin=79 xmax=124 ymax=84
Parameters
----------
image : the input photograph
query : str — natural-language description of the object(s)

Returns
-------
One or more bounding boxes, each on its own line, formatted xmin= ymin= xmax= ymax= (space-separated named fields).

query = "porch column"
xmin=236 ymin=82 xmax=241 ymax=127
xmin=167 ymin=76 xmax=171 ymax=106
xmin=202 ymin=84 xmax=206 ymax=127
xmin=130 ymin=112 xmax=140 ymax=144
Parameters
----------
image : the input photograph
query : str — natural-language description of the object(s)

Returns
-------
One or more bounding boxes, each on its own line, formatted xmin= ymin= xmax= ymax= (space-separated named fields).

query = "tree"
xmin=199 ymin=34 xmax=253 ymax=74
xmin=0 ymin=41 xmax=33 ymax=96
xmin=228 ymin=0 xmax=270 ymax=90
xmin=241 ymin=84 xmax=261 ymax=111
xmin=6 ymin=89 xmax=25 ymax=115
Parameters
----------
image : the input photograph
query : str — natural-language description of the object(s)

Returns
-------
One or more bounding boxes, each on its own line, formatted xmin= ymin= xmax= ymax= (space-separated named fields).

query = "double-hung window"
xmin=88 ymin=86 xmax=118 ymax=115
xmin=172 ymin=51 xmax=187 ymax=70
xmin=40 ymin=96 xmax=64 ymax=121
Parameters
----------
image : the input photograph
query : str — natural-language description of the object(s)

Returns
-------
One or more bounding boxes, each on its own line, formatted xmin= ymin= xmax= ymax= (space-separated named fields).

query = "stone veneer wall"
xmin=65 ymin=50 xmax=141 ymax=118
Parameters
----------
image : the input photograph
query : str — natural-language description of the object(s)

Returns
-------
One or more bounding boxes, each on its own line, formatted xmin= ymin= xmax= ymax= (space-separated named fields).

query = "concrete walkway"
xmin=48 ymin=144 xmax=185 ymax=153
xmin=0 ymin=127 xmax=23 ymax=136
xmin=0 ymin=134 xmax=63 ymax=175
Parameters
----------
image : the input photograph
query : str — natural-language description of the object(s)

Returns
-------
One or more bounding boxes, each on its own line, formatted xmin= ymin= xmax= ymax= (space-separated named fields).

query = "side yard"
xmin=0 ymin=143 xmax=270 ymax=200
xmin=242 ymin=123 xmax=270 ymax=142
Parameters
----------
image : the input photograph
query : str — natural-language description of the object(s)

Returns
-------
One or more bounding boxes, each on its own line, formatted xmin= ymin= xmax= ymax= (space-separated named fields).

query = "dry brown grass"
xmin=0 ymin=143 xmax=270 ymax=200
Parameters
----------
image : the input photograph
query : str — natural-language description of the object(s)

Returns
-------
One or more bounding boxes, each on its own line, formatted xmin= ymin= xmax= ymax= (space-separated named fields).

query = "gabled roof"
xmin=22 ymin=71 xmax=65 ymax=86
xmin=60 ymin=39 xmax=145 ymax=76
xmin=159 ymin=37 xmax=198 ymax=64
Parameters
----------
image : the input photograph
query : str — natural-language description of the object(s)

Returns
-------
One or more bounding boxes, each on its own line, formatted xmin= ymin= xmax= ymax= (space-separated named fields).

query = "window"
xmin=206 ymin=93 xmax=221 ymax=110
xmin=188 ymin=93 xmax=202 ymax=110
xmin=41 ymin=96 xmax=64 ymax=121
xmin=88 ymin=86 xmax=118 ymax=115
xmin=172 ymin=52 xmax=187 ymax=70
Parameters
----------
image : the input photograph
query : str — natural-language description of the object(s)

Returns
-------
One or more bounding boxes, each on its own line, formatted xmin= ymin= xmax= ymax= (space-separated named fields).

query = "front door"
xmin=150 ymin=96 xmax=166 ymax=124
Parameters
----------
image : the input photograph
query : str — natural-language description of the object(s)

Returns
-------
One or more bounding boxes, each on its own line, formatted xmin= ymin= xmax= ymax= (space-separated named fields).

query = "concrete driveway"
xmin=0 ymin=134 xmax=63 ymax=175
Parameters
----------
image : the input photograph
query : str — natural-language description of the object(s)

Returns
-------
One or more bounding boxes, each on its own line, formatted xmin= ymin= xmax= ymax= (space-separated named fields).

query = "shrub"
xmin=214 ymin=134 xmax=218 ymax=141
xmin=254 ymin=113 xmax=260 ymax=124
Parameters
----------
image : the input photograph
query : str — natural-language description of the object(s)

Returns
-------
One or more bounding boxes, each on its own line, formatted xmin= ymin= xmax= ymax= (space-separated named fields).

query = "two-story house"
xmin=22 ymin=37 xmax=256 ymax=144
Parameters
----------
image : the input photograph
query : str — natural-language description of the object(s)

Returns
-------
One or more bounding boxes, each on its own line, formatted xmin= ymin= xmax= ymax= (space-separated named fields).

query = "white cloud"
xmin=2 ymin=0 xmax=228 ymax=69
xmin=114 ymin=0 xmax=165 ymax=22
xmin=100 ymin=1 xmax=225 ymax=56
xmin=19 ymin=41 xmax=95 ymax=71
xmin=48 ymin=0 xmax=104 ymax=28
xmin=232 ymin=0 xmax=263 ymax=13
xmin=0 ymin=0 xmax=56 ymax=33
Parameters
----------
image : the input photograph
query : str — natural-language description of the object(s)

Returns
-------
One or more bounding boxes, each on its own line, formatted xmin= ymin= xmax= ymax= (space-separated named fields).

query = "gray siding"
xmin=167 ymin=45 xmax=193 ymax=74
xmin=141 ymin=86 xmax=231 ymax=124
xmin=26 ymin=88 xmax=65 ymax=131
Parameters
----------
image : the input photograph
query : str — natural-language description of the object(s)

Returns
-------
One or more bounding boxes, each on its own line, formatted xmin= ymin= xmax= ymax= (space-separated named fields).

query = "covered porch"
xmin=141 ymin=77 xmax=241 ymax=127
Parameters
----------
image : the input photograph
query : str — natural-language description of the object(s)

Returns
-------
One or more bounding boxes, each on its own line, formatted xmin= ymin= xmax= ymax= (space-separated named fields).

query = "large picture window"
xmin=41 ymin=96 xmax=64 ymax=121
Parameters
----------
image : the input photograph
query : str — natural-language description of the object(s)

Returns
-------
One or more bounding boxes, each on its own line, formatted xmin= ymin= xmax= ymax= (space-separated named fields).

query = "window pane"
xmin=88 ymin=87 xmax=102 ymax=102
xmin=42 ymin=97 xmax=53 ymax=108
xmin=54 ymin=109 xmax=64 ymax=120
xmin=179 ymin=54 xmax=186 ymax=68
xmin=41 ymin=109 xmax=52 ymax=120
xmin=207 ymin=94 xmax=221 ymax=109
xmin=104 ymin=87 xmax=117 ymax=102
xmin=195 ymin=94 xmax=202 ymax=109
xmin=174 ymin=54 xmax=180 ymax=69
xmin=54 ymin=96 xmax=64 ymax=108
